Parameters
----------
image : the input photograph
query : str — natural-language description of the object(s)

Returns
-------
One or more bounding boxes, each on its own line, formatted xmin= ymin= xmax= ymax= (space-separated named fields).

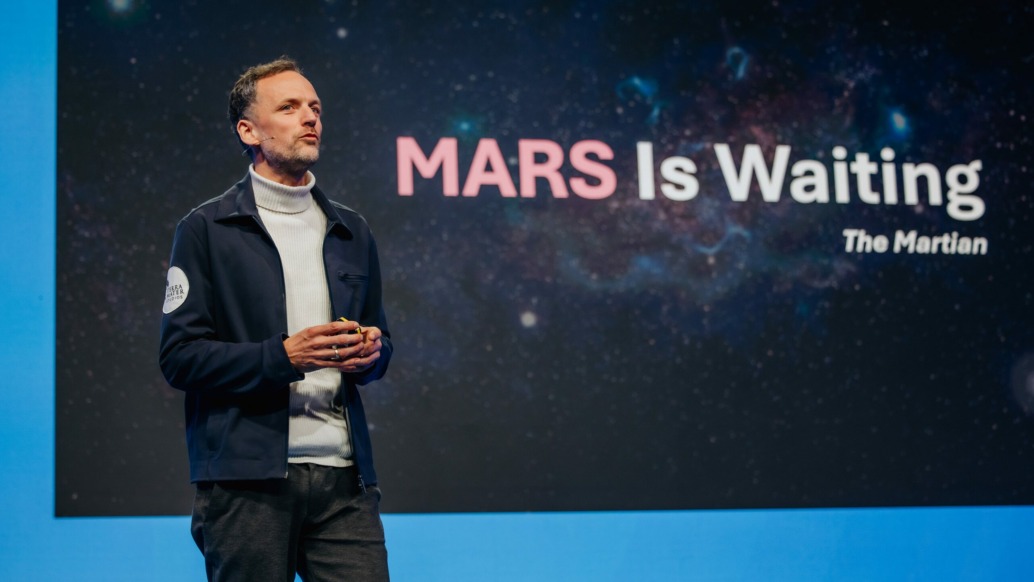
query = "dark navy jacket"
xmin=158 ymin=175 xmax=391 ymax=487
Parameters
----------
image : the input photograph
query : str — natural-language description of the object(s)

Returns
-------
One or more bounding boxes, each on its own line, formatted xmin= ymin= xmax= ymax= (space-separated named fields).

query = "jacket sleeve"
xmin=350 ymin=233 xmax=393 ymax=386
xmin=158 ymin=216 xmax=303 ymax=395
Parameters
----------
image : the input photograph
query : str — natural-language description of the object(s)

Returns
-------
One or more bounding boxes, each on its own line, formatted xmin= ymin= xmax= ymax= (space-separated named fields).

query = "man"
xmin=158 ymin=58 xmax=392 ymax=581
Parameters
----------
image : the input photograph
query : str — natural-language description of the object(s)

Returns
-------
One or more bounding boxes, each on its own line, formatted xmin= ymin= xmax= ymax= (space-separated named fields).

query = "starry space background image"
xmin=56 ymin=0 xmax=1033 ymax=515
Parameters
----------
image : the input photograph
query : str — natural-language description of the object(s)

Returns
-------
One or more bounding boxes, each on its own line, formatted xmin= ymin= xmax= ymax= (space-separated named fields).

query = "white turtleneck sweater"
xmin=250 ymin=166 xmax=352 ymax=467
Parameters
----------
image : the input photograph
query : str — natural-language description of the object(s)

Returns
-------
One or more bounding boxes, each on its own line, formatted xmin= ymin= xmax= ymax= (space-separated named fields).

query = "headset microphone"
xmin=239 ymin=135 xmax=276 ymax=156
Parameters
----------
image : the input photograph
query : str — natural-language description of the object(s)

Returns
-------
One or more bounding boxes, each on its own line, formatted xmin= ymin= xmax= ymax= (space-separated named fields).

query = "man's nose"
xmin=302 ymin=106 xmax=318 ymax=125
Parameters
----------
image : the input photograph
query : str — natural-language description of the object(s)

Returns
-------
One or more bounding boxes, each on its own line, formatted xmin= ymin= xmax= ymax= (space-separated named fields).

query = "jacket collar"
xmin=212 ymin=173 xmax=354 ymax=239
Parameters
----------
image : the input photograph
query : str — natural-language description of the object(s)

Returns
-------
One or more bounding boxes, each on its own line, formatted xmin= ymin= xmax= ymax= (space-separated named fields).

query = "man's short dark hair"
xmin=228 ymin=57 xmax=301 ymax=155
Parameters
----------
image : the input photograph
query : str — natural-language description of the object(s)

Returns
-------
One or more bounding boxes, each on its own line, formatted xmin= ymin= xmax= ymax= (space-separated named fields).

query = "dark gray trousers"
xmin=191 ymin=464 xmax=389 ymax=582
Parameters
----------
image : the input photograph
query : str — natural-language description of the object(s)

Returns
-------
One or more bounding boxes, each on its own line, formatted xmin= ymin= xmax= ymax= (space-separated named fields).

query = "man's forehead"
xmin=255 ymin=71 xmax=320 ymax=103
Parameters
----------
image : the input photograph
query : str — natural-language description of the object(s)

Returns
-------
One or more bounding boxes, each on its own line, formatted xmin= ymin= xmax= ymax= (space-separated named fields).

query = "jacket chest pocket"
xmin=332 ymin=271 xmax=370 ymax=321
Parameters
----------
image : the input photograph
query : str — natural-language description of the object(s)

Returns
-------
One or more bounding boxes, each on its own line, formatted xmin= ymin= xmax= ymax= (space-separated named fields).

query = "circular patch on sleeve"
xmin=163 ymin=266 xmax=190 ymax=314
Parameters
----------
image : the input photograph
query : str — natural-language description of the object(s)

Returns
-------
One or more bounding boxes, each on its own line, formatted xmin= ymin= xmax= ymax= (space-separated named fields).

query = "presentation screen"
xmin=56 ymin=1 xmax=1033 ymax=516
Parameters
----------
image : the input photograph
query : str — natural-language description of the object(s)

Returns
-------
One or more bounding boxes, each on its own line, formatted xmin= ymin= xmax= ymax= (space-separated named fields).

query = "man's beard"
xmin=264 ymin=141 xmax=320 ymax=177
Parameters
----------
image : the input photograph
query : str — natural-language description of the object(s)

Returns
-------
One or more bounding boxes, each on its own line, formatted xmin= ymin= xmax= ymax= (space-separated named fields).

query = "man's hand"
xmin=283 ymin=320 xmax=383 ymax=374
xmin=348 ymin=324 xmax=384 ymax=372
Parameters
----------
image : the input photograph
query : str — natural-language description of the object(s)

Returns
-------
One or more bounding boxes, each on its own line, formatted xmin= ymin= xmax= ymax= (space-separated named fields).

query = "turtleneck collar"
xmin=249 ymin=165 xmax=317 ymax=214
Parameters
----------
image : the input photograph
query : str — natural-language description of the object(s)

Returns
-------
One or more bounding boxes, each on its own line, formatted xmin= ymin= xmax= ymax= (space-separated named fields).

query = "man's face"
xmin=242 ymin=70 xmax=323 ymax=179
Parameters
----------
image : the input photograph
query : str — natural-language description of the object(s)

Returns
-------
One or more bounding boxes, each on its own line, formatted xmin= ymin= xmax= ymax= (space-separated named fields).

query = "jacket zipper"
xmin=251 ymin=213 xmax=293 ymax=480
xmin=324 ymin=224 xmax=367 ymax=494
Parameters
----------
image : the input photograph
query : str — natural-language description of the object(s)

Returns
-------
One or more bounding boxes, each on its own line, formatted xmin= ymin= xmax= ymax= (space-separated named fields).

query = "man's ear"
xmin=237 ymin=119 xmax=260 ymax=147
